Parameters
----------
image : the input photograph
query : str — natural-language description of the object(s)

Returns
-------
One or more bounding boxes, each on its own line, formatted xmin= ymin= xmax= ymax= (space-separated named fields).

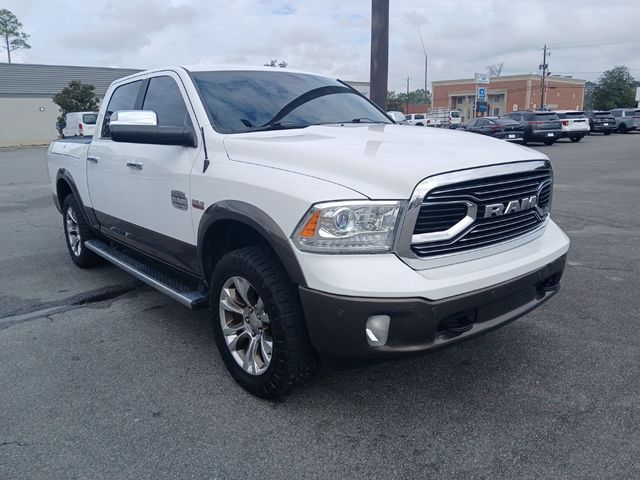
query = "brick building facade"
xmin=431 ymin=74 xmax=585 ymax=121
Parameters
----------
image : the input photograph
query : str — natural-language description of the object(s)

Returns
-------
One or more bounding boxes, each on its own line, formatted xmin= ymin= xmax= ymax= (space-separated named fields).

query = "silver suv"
xmin=611 ymin=108 xmax=640 ymax=134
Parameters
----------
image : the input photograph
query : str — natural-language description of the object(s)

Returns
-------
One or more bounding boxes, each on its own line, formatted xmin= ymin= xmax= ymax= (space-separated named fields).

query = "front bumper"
xmin=300 ymin=254 xmax=566 ymax=359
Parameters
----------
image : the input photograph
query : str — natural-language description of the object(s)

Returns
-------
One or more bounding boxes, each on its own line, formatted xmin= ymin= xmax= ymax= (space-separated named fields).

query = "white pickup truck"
xmin=47 ymin=66 xmax=570 ymax=398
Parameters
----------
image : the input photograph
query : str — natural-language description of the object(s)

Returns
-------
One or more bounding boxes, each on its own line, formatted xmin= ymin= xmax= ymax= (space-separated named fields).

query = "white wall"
xmin=0 ymin=97 xmax=60 ymax=147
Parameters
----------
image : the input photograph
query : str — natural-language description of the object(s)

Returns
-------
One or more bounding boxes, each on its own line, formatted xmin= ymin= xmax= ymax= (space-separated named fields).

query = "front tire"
xmin=62 ymin=195 xmax=102 ymax=268
xmin=210 ymin=245 xmax=318 ymax=398
xmin=618 ymin=124 xmax=628 ymax=134
xmin=544 ymin=139 xmax=555 ymax=145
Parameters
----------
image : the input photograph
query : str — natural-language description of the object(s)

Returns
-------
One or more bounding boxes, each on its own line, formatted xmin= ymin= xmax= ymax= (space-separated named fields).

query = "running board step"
xmin=84 ymin=240 xmax=208 ymax=310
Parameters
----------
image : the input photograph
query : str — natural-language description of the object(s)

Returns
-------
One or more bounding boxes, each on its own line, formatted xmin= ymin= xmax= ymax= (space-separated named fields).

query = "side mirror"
xmin=110 ymin=110 xmax=197 ymax=147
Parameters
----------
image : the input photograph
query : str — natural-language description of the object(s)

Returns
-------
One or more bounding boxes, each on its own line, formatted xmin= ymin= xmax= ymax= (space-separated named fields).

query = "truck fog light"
xmin=366 ymin=315 xmax=390 ymax=347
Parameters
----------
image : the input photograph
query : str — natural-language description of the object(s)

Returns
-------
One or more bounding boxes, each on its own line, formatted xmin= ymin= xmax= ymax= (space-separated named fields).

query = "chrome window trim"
xmin=394 ymin=159 xmax=552 ymax=270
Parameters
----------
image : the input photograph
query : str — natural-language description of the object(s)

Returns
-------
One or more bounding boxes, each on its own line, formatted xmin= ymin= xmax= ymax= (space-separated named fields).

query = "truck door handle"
xmin=126 ymin=161 xmax=143 ymax=170
xmin=87 ymin=156 xmax=99 ymax=163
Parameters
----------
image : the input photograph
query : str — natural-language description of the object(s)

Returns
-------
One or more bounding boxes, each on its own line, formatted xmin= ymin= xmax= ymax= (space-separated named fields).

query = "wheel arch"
xmin=197 ymin=200 xmax=307 ymax=288
xmin=55 ymin=169 xmax=100 ymax=228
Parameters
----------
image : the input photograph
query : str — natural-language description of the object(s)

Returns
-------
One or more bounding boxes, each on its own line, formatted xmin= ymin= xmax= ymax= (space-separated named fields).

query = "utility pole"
xmin=540 ymin=44 xmax=549 ymax=110
xmin=370 ymin=0 xmax=389 ymax=110
xmin=418 ymin=31 xmax=428 ymax=111
xmin=406 ymin=76 xmax=410 ymax=113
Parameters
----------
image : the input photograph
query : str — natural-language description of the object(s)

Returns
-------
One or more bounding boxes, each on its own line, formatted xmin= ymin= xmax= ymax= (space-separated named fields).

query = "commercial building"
xmin=431 ymin=74 xmax=586 ymax=121
xmin=0 ymin=63 xmax=140 ymax=147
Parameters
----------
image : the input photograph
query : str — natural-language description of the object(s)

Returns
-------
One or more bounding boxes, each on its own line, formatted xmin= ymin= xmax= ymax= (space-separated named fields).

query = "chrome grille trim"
xmin=395 ymin=160 xmax=552 ymax=269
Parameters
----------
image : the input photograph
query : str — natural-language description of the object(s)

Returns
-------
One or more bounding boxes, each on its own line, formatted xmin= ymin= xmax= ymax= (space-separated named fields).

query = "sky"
xmin=2 ymin=0 xmax=640 ymax=92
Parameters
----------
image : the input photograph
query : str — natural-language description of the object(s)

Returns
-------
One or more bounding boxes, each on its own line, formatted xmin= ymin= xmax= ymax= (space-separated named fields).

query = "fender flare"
xmin=197 ymin=200 xmax=307 ymax=287
xmin=55 ymin=169 xmax=100 ymax=229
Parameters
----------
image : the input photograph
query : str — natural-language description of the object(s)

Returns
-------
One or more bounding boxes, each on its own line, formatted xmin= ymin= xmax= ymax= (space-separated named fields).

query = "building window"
xmin=456 ymin=96 xmax=463 ymax=104
xmin=493 ymin=107 xmax=500 ymax=116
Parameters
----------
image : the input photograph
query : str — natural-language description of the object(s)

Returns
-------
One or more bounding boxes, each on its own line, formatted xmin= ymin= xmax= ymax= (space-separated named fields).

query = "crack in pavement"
xmin=1 ymin=441 xmax=31 ymax=447
xmin=0 ymin=284 xmax=142 ymax=329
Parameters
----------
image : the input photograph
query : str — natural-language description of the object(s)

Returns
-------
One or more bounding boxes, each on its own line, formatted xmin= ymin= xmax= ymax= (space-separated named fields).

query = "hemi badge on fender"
xmin=192 ymin=199 xmax=205 ymax=210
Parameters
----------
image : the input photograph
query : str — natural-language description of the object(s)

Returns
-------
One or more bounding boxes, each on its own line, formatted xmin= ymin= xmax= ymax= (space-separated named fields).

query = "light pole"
xmin=418 ymin=31 xmax=428 ymax=111
xmin=370 ymin=0 xmax=389 ymax=110
xmin=406 ymin=76 xmax=410 ymax=113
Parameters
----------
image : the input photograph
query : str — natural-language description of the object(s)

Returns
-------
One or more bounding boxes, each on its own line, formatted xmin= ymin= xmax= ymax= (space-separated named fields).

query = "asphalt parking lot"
xmin=1 ymin=133 xmax=639 ymax=479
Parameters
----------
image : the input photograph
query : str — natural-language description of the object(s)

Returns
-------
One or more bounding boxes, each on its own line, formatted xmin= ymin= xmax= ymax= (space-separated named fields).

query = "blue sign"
xmin=476 ymin=102 xmax=488 ymax=112
xmin=478 ymin=87 xmax=486 ymax=100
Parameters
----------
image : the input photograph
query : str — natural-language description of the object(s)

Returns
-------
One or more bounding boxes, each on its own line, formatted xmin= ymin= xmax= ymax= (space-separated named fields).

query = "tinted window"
xmin=612 ymin=110 xmax=622 ymax=117
xmin=595 ymin=111 xmax=612 ymax=117
xmin=534 ymin=113 xmax=559 ymax=121
xmin=82 ymin=113 xmax=97 ymax=124
xmin=102 ymin=80 xmax=143 ymax=137
xmin=192 ymin=71 xmax=391 ymax=134
xmin=450 ymin=111 xmax=461 ymax=118
xmin=494 ymin=118 xmax=519 ymax=125
xmin=414 ymin=114 xmax=424 ymax=120
xmin=142 ymin=76 xmax=192 ymax=128
xmin=563 ymin=111 xmax=586 ymax=117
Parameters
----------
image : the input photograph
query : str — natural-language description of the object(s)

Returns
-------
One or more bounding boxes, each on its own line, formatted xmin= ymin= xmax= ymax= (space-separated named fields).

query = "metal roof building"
xmin=0 ymin=63 xmax=140 ymax=147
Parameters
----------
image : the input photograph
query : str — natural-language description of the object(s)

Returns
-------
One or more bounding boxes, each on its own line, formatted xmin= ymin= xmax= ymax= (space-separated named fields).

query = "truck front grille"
xmin=411 ymin=167 xmax=552 ymax=258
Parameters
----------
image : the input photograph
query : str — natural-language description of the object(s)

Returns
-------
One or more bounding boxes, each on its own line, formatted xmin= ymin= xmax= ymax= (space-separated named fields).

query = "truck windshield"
xmin=191 ymin=70 xmax=391 ymax=134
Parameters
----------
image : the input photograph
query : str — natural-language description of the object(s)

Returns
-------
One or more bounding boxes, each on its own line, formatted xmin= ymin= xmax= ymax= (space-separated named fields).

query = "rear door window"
xmin=102 ymin=80 xmax=144 ymax=137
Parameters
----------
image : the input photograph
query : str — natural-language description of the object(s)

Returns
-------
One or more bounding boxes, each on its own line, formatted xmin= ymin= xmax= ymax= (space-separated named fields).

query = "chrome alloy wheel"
xmin=219 ymin=276 xmax=273 ymax=375
xmin=65 ymin=206 xmax=82 ymax=257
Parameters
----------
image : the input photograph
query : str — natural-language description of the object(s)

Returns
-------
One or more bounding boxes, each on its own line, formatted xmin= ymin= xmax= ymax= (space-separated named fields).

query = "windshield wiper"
xmin=241 ymin=122 xmax=310 ymax=133
xmin=317 ymin=118 xmax=389 ymax=125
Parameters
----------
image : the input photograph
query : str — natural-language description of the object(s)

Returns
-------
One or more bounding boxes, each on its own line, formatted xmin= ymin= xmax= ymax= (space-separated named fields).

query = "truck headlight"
xmin=293 ymin=201 xmax=402 ymax=253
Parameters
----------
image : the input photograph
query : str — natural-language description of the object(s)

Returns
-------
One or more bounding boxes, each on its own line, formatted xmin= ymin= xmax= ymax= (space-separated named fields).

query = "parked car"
xmin=464 ymin=117 xmax=524 ymax=142
xmin=502 ymin=111 xmax=562 ymax=145
xmin=62 ymin=112 xmax=98 ymax=138
xmin=426 ymin=109 xmax=462 ymax=128
xmin=554 ymin=110 xmax=590 ymax=142
xmin=387 ymin=111 xmax=410 ymax=125
xmin=585 ymin=110 xmax=615 ymax=135
xmin=404 ymin=113 xmax=428 ymax=126
xmin=610 ymin=108 xmax=640 ymax=134
xmin=47 ymin=66 xmax=569 ymax=398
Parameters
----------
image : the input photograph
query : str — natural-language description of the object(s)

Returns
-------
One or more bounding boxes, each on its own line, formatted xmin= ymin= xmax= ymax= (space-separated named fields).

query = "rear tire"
xmin=618 ymin=124 xmax=628 ymax=134
xmin=544 ymin=139 xmax=555 ymax=146
xmin=604 ymin=131 xmax=611 ymax=136
xmin=210 ymin=245 xmax=318 ymax=398
xmin=570 ymin=136 xmax=581 ymax=143
xmin=62 ymin=195 xmax=102 ymax=268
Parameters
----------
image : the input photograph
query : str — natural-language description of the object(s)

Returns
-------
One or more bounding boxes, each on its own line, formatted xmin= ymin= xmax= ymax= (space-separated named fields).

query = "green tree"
xmin=52 ymin=81 xmax=100 ymax=130
xmin=387 ymin=89 xmax=432 ymax=112
xmin=0 ymin=9 xmax=31 ymax=63
xmin=264 ymin=59 xmax=287 ymax=68
xmin=583 ymin=81 xmax=596 ymax=110
xmin=592 ymin=66 xmax=636 ymax=110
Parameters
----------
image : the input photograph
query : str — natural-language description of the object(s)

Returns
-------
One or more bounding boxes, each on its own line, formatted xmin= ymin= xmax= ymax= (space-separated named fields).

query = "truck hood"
xmin=223 ymin=124 xmax=545 ymax=199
